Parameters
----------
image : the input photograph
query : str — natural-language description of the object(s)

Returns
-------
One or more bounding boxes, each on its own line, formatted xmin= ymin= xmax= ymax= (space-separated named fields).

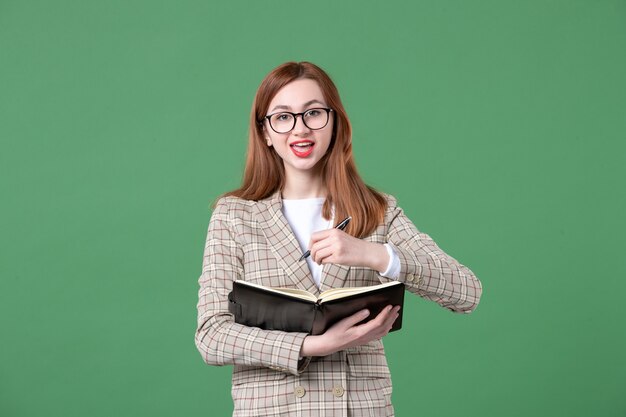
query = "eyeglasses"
xmin=261 ymin=108 xmax=334 ymax=134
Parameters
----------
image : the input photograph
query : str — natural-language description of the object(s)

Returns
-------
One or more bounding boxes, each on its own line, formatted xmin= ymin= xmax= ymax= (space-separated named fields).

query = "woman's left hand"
xmin=308 ymin=229 xmax=389 ymax=271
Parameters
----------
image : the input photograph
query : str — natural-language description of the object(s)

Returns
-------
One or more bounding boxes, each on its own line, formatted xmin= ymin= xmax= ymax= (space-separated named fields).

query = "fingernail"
xmin=362 ymin=309 xmax=370 ymax=317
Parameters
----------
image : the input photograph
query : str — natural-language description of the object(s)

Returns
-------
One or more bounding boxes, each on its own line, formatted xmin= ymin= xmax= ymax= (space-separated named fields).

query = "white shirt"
xmin=281 ymin=197 xmax=401 ymax=288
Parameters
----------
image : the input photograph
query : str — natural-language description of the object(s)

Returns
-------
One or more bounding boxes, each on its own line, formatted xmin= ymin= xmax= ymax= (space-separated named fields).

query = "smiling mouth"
xmin=290 ymin=141 xmax=315 ymax=157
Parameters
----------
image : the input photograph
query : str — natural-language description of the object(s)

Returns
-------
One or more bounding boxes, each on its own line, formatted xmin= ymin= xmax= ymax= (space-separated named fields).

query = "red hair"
xmin=224 ymin=61 xmax=386 ymax=238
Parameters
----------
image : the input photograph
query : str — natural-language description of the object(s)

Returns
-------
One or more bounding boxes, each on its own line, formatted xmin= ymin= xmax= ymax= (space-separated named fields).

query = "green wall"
xmin=1 ymin=1 xmax=624 ymax=416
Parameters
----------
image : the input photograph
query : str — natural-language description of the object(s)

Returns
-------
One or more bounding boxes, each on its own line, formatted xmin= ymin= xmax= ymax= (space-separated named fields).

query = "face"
xmin=262 ymin=78 xmax=334 ymax=179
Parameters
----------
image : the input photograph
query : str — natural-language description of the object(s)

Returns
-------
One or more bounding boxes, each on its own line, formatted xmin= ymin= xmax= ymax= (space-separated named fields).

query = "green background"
xmin=1 ymin=0 xmax=624 ymax=416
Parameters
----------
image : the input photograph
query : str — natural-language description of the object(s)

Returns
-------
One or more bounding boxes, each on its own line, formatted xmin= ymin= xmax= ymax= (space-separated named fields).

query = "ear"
xmin=259 ymin=124 xmax=271 ymax=147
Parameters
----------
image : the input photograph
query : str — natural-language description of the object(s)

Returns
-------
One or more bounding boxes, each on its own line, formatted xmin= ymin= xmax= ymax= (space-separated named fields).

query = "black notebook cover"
xmin=228 ymin=281 xmax=405 ymax=335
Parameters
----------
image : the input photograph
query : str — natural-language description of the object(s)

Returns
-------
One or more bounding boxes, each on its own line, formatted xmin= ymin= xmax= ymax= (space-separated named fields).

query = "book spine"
xmin=311 ymin=302 xmax=324 ymax=335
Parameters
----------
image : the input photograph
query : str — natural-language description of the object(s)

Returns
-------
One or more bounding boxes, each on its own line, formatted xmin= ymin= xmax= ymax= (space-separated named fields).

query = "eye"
xmin=305 ymin=109 xmax=321 ymax=117
xmin=275 ymin=113 xmax=292 ymax=121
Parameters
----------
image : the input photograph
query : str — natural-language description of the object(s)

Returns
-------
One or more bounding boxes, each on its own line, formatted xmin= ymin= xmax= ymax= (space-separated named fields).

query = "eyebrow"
xmin=269 ymin=99 xmax=326 ymax=113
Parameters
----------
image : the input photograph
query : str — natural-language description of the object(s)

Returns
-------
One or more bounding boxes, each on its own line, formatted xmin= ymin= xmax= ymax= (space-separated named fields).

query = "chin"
xmin=288 ymin=160 xmax=321 ymax=173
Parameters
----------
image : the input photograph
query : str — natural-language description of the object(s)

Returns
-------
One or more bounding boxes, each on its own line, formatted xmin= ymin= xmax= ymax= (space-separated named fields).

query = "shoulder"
xmin=378 ymin=192 xmax=399 ymax=212
xmin=376 ymin=192 xmax=407 ymax=228
xmin=211 ymin=195 xmax=257 ymax=220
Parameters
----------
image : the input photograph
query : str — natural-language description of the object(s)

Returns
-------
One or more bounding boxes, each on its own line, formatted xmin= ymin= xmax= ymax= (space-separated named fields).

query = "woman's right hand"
xmin=299 ymin=305 xmax=401 ymax=357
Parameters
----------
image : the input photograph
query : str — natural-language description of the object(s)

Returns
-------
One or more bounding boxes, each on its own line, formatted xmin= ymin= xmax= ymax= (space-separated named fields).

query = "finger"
xmin=384 ymin=315 xmax=399 ymax=335
xmin=313 ymin=247 xmax=334 ymax=264
xmin=310 ymin=228 xmax=345 ymax=247
xmin=310 ymin=237 xmax=333 ymax=255
xmin=354 ymin=305 xmax=393 ymax=333
xmin=310 ymin=239 xmax=334 ymax=263
xmin=375 ymin=305 xmax=395 ymax=322
xmin=362 ymin=306 xmax=399 ymax=339
xmin=309 ymin=236 xmax=333 ymax=259
xmin=338 ymin=309 xmax=370 ymax=329
xmin=382 ymin=307 xmax=401 ymax=328
xmin=384 ymin=306 xmax=400 ymax=321
xmin=310 ymin=229 xmax=332 ymax=244
xmin=389 ymin=305 xmax=401 ymax=317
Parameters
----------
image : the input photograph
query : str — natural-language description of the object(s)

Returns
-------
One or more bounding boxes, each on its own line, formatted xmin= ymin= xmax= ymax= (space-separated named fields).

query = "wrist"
xmin=366 ymin=242 xmax=390 ymax=272
xmin=301 ymin=334 xmax=337 ymax=357
xmin=300 ymin=335 xmax=326 ymax=357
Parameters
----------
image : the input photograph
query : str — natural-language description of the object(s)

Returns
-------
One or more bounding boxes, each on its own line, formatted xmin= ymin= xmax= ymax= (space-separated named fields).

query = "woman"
xmin=195 ymin=61 xmax=482 ymax=416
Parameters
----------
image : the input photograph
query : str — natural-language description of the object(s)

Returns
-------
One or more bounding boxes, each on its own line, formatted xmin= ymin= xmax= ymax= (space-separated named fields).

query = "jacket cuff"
xmin=386 ymin=242 xmax=421 ymax=288
xmin=297 ymin=356 xmax=312 ymax=374
xmin=265 ymin=332 xmax=310 ymax=376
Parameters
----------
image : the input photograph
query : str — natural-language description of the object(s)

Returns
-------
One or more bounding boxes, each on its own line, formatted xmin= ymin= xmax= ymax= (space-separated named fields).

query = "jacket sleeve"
xmin=383 ymin=197 xmax=482 ymax=313
xmin=194 ymin=198 xmax=311 ymax=375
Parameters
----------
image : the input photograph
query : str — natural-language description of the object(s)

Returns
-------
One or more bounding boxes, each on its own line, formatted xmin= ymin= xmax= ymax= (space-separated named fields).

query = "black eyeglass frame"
xmin=259 ymin=108 xmax=334 ymax=134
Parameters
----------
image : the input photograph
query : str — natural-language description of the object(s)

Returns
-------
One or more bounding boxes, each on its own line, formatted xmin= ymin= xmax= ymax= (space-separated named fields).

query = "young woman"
xmin=195 ymin=61 xmax=482 ymax=416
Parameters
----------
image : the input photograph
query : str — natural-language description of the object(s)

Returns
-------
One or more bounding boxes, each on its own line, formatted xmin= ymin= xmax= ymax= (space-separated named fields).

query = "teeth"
xmin=292 ymin=143 xmax=312 ymax=148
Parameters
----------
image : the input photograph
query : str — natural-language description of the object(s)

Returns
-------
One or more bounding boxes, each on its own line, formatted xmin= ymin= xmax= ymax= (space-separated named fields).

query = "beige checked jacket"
xmin=195 ymin=191 xmax=482 ymax=417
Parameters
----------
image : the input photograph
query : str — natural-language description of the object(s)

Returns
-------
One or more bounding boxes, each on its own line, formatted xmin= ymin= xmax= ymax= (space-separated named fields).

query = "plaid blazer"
xmin=195 ymin=191 xmax=482 ymax=417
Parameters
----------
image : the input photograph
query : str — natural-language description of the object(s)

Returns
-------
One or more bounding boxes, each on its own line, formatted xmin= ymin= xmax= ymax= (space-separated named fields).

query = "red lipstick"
xmin=290 ymin=140 xmax=315 ymax=158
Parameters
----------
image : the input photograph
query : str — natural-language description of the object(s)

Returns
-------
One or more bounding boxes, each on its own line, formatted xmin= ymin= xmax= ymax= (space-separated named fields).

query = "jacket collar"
xmin=251 ymin=190 xmax=351 ymax=295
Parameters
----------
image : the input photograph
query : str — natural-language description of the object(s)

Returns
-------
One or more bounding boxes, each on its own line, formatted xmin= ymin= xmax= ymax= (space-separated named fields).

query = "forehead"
xmin=268 ymin=78 xmax=325 ymax=111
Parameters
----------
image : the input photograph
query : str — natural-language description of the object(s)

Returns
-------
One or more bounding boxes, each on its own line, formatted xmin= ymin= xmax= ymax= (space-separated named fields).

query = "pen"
xmin=298 ymin=216 xmax=352 ymax=261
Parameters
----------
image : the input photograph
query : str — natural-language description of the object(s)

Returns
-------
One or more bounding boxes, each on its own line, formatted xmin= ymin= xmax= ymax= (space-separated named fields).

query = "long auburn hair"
xmin=224 ymin=61 xmax=387 ymax=238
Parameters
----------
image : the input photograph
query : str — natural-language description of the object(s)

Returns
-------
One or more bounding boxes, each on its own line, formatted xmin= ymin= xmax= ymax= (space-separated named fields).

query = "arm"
xmin=384 ymin=200 xmax=482 ymax=313
xmin=300 ymin=197 xmax=482 ymax=356
xmin=194 ymin=199 xmax=310 ymax=375
xmin=308 ymin=197 xmax=482 ymax=313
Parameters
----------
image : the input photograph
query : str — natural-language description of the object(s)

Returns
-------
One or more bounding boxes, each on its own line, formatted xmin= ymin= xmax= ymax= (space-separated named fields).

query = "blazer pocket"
xmin=231 ymin=365 xmax=289 ymax=386
xmin=231 ymin=365 xmax=293 ymax=412
xmin=346 ymin=349 xmax=392 ymax=379
xmin=346 ymin=350 xmax=393 ymax=411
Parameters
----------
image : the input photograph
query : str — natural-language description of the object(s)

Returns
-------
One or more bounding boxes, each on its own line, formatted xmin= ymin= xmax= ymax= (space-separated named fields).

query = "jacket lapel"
xmin=251 ymin=191 xmax=320 ymax=295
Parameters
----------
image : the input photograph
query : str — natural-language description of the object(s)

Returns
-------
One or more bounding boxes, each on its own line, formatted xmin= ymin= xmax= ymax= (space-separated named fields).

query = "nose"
xmin=291 ymin=114 xmax=311 ymax=135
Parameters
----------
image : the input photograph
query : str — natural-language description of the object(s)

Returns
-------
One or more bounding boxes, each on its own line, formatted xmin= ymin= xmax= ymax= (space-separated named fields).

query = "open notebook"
xmin=228 ymin=280 xmax=405 ymax=335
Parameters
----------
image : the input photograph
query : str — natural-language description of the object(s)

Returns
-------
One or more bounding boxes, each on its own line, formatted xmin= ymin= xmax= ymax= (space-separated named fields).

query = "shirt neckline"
xmin=282 ymin=197 xmax=326 ymax=204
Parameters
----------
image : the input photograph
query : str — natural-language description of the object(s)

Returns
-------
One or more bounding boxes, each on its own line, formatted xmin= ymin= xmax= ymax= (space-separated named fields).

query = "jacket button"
xmin=294 ymin=386 xmax=306 ymax=398
xmin=332 ymin=385 xmax=345 ymax=397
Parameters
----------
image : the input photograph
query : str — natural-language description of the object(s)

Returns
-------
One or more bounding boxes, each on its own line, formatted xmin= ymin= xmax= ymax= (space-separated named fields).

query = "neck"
xmin=282 ymin=169 xmax=326 ymax=200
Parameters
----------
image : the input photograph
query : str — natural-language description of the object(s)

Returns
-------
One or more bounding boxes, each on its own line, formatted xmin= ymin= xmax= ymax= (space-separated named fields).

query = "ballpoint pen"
xmin=298 ymin=216 xmax=352 ymax=261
